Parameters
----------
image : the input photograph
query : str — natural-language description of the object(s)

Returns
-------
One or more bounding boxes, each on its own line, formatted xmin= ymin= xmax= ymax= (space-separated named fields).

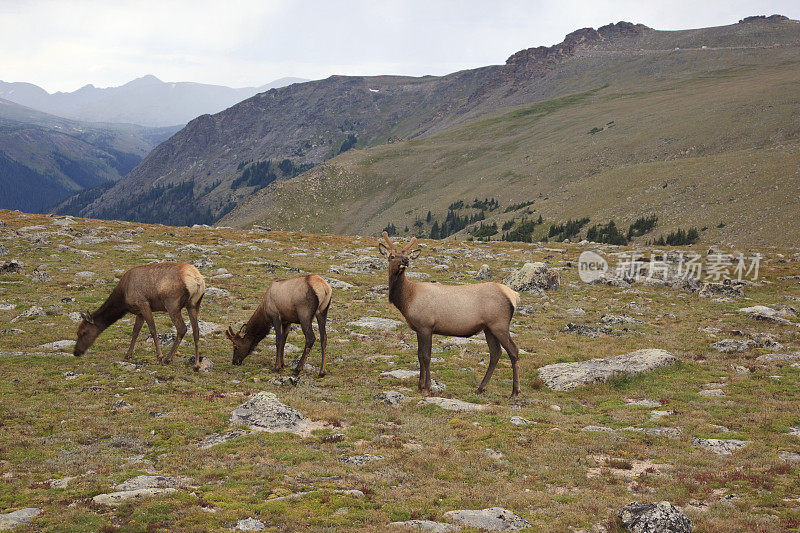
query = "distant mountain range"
xmin=0 ymin=75 xmax=308 ymax=127
xmin=55 ymin=15 xmax=800 ymax=245
xmin=0 ymin=98 xmax=179 ymax=212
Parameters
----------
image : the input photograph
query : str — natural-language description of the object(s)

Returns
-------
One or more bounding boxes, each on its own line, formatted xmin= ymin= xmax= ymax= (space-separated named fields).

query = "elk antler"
xmin=225 ymin=326 xmax=236 ymax=340
xmin=382 ymin=231 xmax=397 ymax=251
xmin=80 ymin=312 xmax=94 ymax=324
xmin=401 ymin=237 xmax=418 ymax=253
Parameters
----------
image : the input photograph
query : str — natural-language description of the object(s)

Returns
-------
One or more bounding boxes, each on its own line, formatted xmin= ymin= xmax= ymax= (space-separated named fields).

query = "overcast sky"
xmin=1 ymin=0 xmax=798 ymax=93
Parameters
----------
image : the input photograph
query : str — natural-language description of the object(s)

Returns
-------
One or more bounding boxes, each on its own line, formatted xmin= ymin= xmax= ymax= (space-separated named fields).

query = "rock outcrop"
xmin=538 ymin=349 xmax=677 ymax=391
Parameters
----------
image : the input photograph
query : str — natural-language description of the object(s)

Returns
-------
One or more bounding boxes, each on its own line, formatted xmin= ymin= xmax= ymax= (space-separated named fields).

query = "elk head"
xmin=226 ymin=325 xmax=255 ymax=365
xmin=378 ymin=232 xmax=421 ymax=276
xmin=74 ymin=312 xmax=100 ymax=356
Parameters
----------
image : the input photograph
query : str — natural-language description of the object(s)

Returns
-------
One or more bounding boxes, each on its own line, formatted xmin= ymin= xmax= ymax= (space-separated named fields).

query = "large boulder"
xmin=349 ymin=316 xmax=404 ymax=330
xmin=618 ymin=502 xmax=692 ymax=533
xmin=442 ymin=508 xmax=531 ymax=531
xmin=503 ymin=262 xmax=559 ymax=292
xmin=92 ymin=488 xmax=177 ymax=506
xmin=538 ymin=349 xmax=677 ymax=391
xmin=230 ymin=392 xmax=309 ymax=434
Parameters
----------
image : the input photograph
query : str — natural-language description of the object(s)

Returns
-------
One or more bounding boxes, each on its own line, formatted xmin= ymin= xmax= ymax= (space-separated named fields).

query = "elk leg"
xmin=477 ymin=329 xmax=502 ymax=394
xmin=494 ymin=329 xmax=521 ymax=398
xmin=140 ymin=305 xmax=164 ymax=364
xmin=164 ymin=307 xmax=187 ymax=364
xmin=125 ymin=315 xmax=144 ymax=360
xmin=416 ymin=330 xmax=433 ymax=395
xmin=187 ymin=305 xmax=201 ymax=370
xmin=272 ymin=318 xmax=285 ymax=371
xmin=317 ymin=309 xmax=328 ymax=378
xmin=293 ymin=319 xmax=316 ymax=376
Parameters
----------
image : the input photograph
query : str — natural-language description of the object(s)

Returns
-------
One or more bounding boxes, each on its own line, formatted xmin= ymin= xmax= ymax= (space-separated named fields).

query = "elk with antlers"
xmin=226 ymin=274 xmax=332 ymax=377
xmin=73 ymin=262 xmax=206 ymax=369
xmin=379 ymin=232 xmax=521 ymax=397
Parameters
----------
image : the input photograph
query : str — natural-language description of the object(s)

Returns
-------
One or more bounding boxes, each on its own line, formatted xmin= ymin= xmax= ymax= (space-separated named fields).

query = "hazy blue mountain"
xmin=0 ymin=76 xmax=309 ymax=127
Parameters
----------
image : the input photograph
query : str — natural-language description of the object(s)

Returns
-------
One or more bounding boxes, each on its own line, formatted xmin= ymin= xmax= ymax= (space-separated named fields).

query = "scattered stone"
xmin=510 ymin=416 xmax=533 ymax=426
xmin=0 ymin=244 xmax=7 ymax=257
xmin=92 ymin=488 xmax=177 ymax=506
xmin=699 ymin=281 xmax=744 ymax=299
xmin=190 ymin=257 xmax=214 ymax=269
xmin=31 ymin=269 xmax=52 ymax=283
xmin=710 ymin=424 xmax=731 ymax=433
xmin=235 ymin=518 xmax=265 ymax=531
xmin=184 ymin=355 xmax=213 ymax=372
xmin=204 ymin=287 xmax=230 ymax=297
xmin=0 ymin=260 xmax=23 ymax=274
xmin=323 ymin=276 xmax=354 ymax=290
xmin=322 ymin=433 xmax=346 ymax=443
xmin=68 ymin=312 xmax=82 ymax=322
xmin=388 ymin=519 xmax=460 ymax=532
xmin=39 ymin=339 xmax=76 ymax=350
xmin=0 ymin=508 xmax=42 ymax=530
xmin=566 ymin=307 xmax=586 ymax=315
xmin=339 ymin=454 xmax=384 ymax=465
xmin=423 ymin=397 xmax=486 ymax=412
xmin=650 ymin=410 xmax=673 ymax=420
xmin=710 ymin=339 xmax=757 ymax=353
xmin=692 ymin=437 xmax=750 ymax=455
xmin=538 ymin=349 xmax=677 ymax=391
xmin=74 ymin=270 xmax=96 ymax=278
xmin=442 ymin=508 xmax=531 ymax=531
xmin=0 ymin=303 xmax=16 ymax=311
xmin=62 ymin=371 xmax=80 ymax=380
xmin=47 ymin=476 xmax=77 ymax=489
xmin=114 ymin=475 xmax=192 ymax=491
xmin=626 ymin=399 xmax=661 ymax=408
xmin=561 ymin=322 xmax=612 ymax=337
xmin=503 ymin=262 xmax=560 ymax=292
xmin=374 ymin=391 xmax=405 ymax=405
xmin=549 ymin=404 xmax=562 ymax=412
xmin=474 ymin=264 xmax=491 ymax=280
xmin=756 ymin=352 xmax=800 ymax=365
xmin=230 ymin=392 xmax=309 ymax=434
xmin=621 ymin=427 xmax=682 ymax=439
xmin=381 ymin=369 xmax=419 ymax=380
xmin=10 ymin=306 xmax=45 ymax=323
xmin=268 ymin=376 xmax=299 ymax=387
xmin=600 ymin=314 xmax=644 ymax=326
xmin=582 ymin=426 xmax=615 ymax=433
xmin=618 ymin=501 xmax=692 ymax=533
xmin=197 ymin=430 xmax=253 ymax=449
xmin=516 ymin=304 xmax=535 ymax=316
xmin=485 ymin=448 xmax=505 ymax=460
xmin=111 ymin=399 xmax=131 ymax=410
xmin=348 ymin=316 xmax=404 ymax=330
xmin=698 ymin=389 xmax=725 ymax=397
xmin=779 ymin=451 xmax=800 ymax=462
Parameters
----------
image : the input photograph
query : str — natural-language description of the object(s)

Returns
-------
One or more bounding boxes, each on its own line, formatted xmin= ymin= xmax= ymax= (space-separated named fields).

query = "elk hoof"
xmin=292 ymin=369 xmax=302 ymax=377
xmin=317 ymin=371 xmax=326 ymax=378
xmin=475 ymin=387 xmax=486 ymax=395
xmin=510 ymin=390 xmax=520 ymax=399
xmin=192 ymin=365 xmax=200 ymax=372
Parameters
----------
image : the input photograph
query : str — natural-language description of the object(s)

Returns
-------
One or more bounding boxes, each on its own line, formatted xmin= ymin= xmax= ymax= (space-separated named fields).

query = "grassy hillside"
xmin=1 ymin=209 xmax=800 ymax=531
xmin=224 ymin=44 xmax=800 ymax=248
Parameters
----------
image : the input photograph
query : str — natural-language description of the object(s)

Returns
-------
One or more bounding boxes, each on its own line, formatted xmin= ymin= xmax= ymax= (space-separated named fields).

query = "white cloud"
xmin=1 ymin=0 xmax=797 ymax=92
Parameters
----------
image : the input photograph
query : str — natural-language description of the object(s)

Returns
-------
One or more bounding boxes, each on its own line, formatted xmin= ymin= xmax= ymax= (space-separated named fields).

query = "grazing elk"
xmin=378 ymin=232 xmax=521 ymax=397
xmin=226 ymin=274 xmax=332 ymax=377
xmin=73 ymin=262 xmax=206 ymax=369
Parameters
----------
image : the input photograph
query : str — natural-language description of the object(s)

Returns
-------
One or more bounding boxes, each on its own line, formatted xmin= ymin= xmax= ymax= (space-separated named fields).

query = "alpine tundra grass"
xmin=1 ymin=209 xmax=799 ymax=531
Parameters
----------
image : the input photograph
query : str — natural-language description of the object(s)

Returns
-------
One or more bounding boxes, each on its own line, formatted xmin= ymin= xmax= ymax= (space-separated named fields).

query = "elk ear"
xmin=81 ymin=312 xmax=94 ymax=324
xmin=378 ymin=243 xmax=390 ymax=257
xmin=225 ymin=326 xmax=236 ymax=340
xmin=408 ymin=249 xmax=421 ymax=260
xmin=239 ymin=324 xmax=248 ymax=337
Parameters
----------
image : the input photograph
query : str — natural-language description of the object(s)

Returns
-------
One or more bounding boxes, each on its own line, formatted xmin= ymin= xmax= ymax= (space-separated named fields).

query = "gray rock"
xmin=698 ymin=389 xmax=725 ymax=397
xmin=339 ymin=454 xmax=384 ymax=465
xmin=184 ymin=356 xmax=213 ymax=372
xmin=0 ymin=303 xmax=16 ymax=311
xmin=474 ymin=264 xmax=491 ymax=281
xmin=388 ymin=519 xmax=460 ymax=532
xmin=779 ymin=451 xmax=800 ymax=462
xmin=692 ymin=437 xmax=750 ymax=455
xmin=330 ymin=256 xmax=387 ymax=275
xmin=0 ymin=244 xmax=8 ymax=257
xmin=322 ymin=276 xmax=354 ymax=290
xmin=0 ymin=508 xmax=42 ymax=530
xmin=381 ymin=369 xmax=419 ymax=380
xmin=374 ymin=391 xmax=405 ymax=405
xmin=503 ymin=262 xmax=560 ymax=292
xmin=92 ymin=488 xmax=177 ymax=506
xmin=566 ymin=307 xmax=586 ymax=315
xmin=582 ymin=426 xmax=615 ymax=433
xmin=348 ymin=316 xmax=404 ymax=330
xmin=114 ymin=475 xmax=192 ymax=491
xmin=710 ymin=339 xmax=757 ymax=353
xmin=626 ymin=399 xmax=662 ymax=408
xmin=600 ymin=314 xmax=644 ymax=326
xmin=618 ymin=501 xmax=692 ymax=533
xmin=39 ymin=339 xmax=76 ymax=350
xmin=699 ymin=281 xmax=744 ymax=299
xmin=443 ymin=508 xmax=531 ymax=531
xmin=230 ymin=392 xmax=309 ymax=434
xmin=74 ymin=270 xmax=96 ymax=278
xmin=31 ymin=269 xmax=52 ymax=283
xmin=561 ymin=322 xmax=612 ymax=337
xmin=406 ymin=271 xmax=430 ymax=280
xmin=268 ymin=376 xmax=299 ymax=386
xmin=235 ymin=517 xmax=266 ymax=531
xmin=190 ymin=257 xmax=214 ymax=269
xmin=650 ymin=410 xmax=673 ymax=420
xmin=197 ymin=429 xmax=252 ymax=449
xmin=423 ymin=397 xmax=486 ymax=412
xmin=0 ymin=260 xmax=22 ymax=274
xmin=204 ymin=287 xmax=230 ymax=297
xmin=510 ymin=416 xmax=533 ymax=426
xmin=10 ymin=306 xmax=44 ymax=323
xmin=621 ymin=427 xmax=682 ymax=439
xmin=47 ymin=476 xmax=77 ymax=489
xmin=538 ymin=349 xmax=677 ymax=391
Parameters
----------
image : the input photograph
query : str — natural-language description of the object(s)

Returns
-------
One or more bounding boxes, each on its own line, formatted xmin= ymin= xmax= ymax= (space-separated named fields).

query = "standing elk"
xmin=226 ymin=274 xmax=332 ymax=377
xmin=378 ymin=232 xmax=521 ymax=397
xmin=73 ymin=262 xmax=206 ymax=369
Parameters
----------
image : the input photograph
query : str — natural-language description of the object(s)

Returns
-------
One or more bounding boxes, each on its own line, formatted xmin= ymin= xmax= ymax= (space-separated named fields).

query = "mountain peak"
xmin=126 ymin=74 xmax=164 ymax=87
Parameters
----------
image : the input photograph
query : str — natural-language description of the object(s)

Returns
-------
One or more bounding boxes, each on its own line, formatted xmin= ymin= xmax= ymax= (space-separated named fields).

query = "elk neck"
xmin=388 ymin=268 xmax=414 ymax=314
xmin=91 ymin=286 xmax=128 ymax=331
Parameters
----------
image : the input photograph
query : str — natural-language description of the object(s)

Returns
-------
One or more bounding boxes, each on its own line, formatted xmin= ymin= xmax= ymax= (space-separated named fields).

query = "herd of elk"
xmin=74 ymin=235 xmax=523 ymax=397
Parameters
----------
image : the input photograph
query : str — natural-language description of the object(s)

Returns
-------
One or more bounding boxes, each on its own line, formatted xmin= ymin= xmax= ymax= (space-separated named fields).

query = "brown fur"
xmin=227 ymin=274 xmax=332 ymax=377
xmin=74 ymin=262 xmax=206 ymax=369
xmin=379 ymin=233 xmax=521 ymax=397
